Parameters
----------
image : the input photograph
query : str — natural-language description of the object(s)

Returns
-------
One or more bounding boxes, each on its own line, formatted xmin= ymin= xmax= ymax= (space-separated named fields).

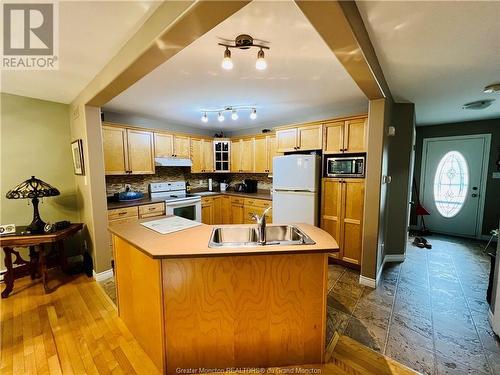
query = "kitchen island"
xmin=108 ymin=218 xmax=338 ymax=374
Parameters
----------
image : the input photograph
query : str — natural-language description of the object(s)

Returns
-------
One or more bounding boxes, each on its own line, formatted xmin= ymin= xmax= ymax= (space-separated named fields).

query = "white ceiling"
xmin=357 ymin=1 xmax=500 ymax=126
xmin=104 ymin=1 xmax=368 ymax=130
xmin=1 ymin=1 xmax=160 ymax=104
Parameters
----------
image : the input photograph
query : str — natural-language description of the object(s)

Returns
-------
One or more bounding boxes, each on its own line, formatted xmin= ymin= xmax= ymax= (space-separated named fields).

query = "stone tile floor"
xmin=99 ymin=234 xmax=499 ymax=374
xmin=327 ymin=234 xmax=499 ymax=375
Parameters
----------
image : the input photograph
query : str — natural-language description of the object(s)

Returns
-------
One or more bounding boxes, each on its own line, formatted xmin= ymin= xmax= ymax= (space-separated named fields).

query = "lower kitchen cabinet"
xmin=200 ymin=195 xmax=273 ymax=225
xmin=201 ymin=197 xmax=214 ymax=225
xmin=321 ymin=178 xmax=364 ymax=265
xmin=243 ymin=198 xmax=272 ymax=224
xmin=230 ymin=197 xmax=245 ymax=224
xmin=221 ymin=196 xmax=232 ymax=224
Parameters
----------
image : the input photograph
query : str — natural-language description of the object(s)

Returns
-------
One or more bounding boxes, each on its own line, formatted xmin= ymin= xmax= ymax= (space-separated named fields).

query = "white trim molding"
xmin=359 ymin=275 xmax=376 ymax=288
xmin=93 ymin=268 xmax=114 ymax=282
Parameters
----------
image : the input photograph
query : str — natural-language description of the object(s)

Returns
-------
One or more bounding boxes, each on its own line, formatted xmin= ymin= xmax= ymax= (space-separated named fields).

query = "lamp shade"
xmin=6 ymin=176 xmax=60 ymax=233
xmin=6 ymin=176 xmax=60 ymax=199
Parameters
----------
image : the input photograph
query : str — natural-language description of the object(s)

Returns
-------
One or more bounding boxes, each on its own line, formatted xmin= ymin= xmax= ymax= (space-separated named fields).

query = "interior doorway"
xmin=420 ymin=134 xmax=490 ymax=238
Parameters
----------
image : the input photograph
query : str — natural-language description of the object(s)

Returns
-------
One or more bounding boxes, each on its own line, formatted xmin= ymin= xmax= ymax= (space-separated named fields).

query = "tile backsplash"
xmin=105 ymin=167 xmax=272 ymax=196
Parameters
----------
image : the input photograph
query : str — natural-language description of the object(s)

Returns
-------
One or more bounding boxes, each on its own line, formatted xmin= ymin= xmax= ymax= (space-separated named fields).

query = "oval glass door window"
xmin=433 ymin=151 xmax=469 ymax=218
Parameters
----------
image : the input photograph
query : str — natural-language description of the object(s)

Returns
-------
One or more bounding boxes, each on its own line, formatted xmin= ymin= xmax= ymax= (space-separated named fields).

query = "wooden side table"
xmin=0 ymin=223 xmax=84 ymax=298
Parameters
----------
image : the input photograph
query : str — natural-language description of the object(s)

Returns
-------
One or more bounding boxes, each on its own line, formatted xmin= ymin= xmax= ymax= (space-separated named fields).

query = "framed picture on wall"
xmin=71 ymin=139 xmax=85 ymax=175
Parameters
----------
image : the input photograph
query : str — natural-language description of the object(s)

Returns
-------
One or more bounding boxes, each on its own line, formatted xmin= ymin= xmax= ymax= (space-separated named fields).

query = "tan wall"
xmin=384 ymin=103 xmax=416 ymax=256
xmin=0 ymin=93 xmax=79 ymax=269
xmin=361 ymin=98 xmax=392 ymax=280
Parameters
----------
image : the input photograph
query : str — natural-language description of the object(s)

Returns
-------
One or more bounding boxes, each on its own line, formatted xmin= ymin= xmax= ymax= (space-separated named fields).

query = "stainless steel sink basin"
xmin=208 ymin=225 xmax=315 ymax=248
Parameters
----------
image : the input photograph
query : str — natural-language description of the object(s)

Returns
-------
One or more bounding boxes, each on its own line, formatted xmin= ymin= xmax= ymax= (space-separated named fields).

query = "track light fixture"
xmin=219 ymin=34 xmax=269 ymax=71
xmin=200 ymin=106 xmax=258 ymax=123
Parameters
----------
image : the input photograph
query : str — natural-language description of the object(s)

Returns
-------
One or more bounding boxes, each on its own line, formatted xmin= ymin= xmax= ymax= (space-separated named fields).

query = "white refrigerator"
xmin=272 ymin=155 xmax=321 ymax=225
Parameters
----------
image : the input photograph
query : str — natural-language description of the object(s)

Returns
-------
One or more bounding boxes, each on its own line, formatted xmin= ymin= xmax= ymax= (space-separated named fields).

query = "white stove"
xmin=149 ymin=182 xmax=201 ymax=222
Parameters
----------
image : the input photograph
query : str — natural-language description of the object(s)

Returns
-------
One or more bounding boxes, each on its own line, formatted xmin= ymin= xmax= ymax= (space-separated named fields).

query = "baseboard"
xmin=488 ymin=309 xmax=500 ymax=336
xmin=384 ymin=254 xmax=406 ymax=263
xmin=93 ymin=268 xmax=114 ymax=282
xmin=359 ymin=275 xmax=376 ymax=288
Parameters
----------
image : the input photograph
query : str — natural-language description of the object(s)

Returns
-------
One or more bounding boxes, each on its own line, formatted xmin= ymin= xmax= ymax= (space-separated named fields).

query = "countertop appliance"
xmin=326 ymin=155 xmax=365 ymax=178
xmin=149 ymin=181 xmax=201 ymax=222
xmin=272 ymin=155 xmax=321 ymax=225
xmin=244 ymin=179 xmax=258 ymax=193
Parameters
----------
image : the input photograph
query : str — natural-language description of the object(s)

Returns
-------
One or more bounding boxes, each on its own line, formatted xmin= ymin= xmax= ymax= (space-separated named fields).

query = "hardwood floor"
xmin=1 ymin=272 xmax=418 ymax=375
xmin=0 ymin=272 xmax=160 ymax=375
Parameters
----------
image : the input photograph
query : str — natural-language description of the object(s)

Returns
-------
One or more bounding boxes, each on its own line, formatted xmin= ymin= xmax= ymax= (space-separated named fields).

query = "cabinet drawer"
xmin=202 ymin=196 xmax=214 ymax=205
xmin=230 ymin=197 xmax=244 ymax=205
xmin=108 ymin=206 xmax=138 ymax=221
xmin=138 ymin=203 xmax=165 ymax=218
xmin=244 ymin=198 xmax=271 ymax=208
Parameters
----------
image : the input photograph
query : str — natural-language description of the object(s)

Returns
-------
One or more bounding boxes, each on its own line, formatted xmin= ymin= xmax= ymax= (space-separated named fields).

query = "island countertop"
xmin=108 ymin=218 xmax=338 ymax=259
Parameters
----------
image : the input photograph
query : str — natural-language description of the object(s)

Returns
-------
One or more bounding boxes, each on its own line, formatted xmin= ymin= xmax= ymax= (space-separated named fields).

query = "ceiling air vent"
xmin=462 ymin=99 xmax=495 ymax=110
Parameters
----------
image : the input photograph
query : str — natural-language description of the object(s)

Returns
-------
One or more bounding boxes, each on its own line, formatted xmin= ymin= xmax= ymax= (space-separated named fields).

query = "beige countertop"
xmin=108 ymin=218 xmax=338 ymax=259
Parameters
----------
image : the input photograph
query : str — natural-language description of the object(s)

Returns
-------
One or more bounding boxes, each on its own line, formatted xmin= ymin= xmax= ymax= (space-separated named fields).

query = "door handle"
xmin=472 ymin=193 xmax=478 ymax=198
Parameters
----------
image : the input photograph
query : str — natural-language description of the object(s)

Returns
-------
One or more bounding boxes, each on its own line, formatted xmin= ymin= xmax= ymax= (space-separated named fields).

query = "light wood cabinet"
xmin=276 ymin=125 xmax=322 ymax=152
xmin=154 ymin=133 xmax=174 ymax=158
xmin=321 ymin=178 xmax=364 ymax=265
xmin=231 ymin=138 xmax=254 ymax=173
xmin=201 ymin=197 xmax=214 ymax=225
xmin=230 ymin=197 xmax=244 ymax=224
xmin=221 ymin=196 xmax=231 ymax=224
xmin=173 ymin=135 xmax=191 ymax=158
xmin=191 ymin=138 xmax=214 ymax=173
xmin=243 ymin=198 xmax=272 ymax=224
xmin=202 ymin=139 xmax=214 ymax=172
xmin=138 ymin=203 xmax=165 ymax=219
xmin=103 ymin=125 xmax=154 ymax=175
xmin=324 ymin=117 xmax=367 ymax=154
xmin=103 ymin=126 xmax=128 ymax=175
xmin=267 ymin=135 xmax=277 ymax=173
xmin=127 ymin=129 xmax=155 ymax=174
xmin=213 ymin=196 xmax=222 ymax=224
xmin=254 ymin=135 xmax=277 ymax=173
xmin=276 ymin=128 xmax=297 ymax=152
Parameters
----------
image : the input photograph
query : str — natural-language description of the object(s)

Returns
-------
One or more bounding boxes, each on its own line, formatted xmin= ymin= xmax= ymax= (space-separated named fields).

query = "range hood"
xmin=154 ymin=157 xmax=192 ymax=167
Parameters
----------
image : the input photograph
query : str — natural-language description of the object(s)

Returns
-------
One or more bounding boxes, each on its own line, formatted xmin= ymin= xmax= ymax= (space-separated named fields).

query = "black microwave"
xmin=326 ymin=156 xmax=365 ymax=178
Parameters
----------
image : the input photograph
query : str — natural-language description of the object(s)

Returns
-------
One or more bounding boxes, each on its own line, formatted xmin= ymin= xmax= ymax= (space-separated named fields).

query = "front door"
xmin=420 ymin=135 xmax=489 ymax=237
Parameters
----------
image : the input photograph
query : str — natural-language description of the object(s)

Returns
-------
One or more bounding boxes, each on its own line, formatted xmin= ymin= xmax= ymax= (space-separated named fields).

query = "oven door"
xmin=166 ymin=199 xmax=202 ymax=222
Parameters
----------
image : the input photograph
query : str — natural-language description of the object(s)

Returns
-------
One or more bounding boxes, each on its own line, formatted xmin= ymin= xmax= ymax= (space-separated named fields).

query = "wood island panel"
xmin=113 ymin=236 xmax=165 ymax=372
xmin=161 ymin=253 xmax=327 ymax=372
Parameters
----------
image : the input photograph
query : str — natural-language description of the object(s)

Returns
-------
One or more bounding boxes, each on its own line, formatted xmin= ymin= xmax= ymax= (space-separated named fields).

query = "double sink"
xmin=209 ymin=225 xmax=315 ymax=248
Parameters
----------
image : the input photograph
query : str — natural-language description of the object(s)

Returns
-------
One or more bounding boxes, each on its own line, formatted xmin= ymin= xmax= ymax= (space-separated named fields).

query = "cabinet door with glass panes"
xmin=214 ymin=140 xmax=230 ymax=172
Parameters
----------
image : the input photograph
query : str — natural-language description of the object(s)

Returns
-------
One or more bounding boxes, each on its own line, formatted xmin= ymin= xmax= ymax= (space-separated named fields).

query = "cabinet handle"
xmin=118 ymin=212 xmax=127 ymax=216
xmin=148 ymin=207 xmax=155 ymax=211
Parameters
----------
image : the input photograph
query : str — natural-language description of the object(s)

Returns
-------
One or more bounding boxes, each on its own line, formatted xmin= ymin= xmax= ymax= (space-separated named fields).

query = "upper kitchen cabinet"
xmin=254 ymin=135 xmax=277 ymax=173
xmin=102 ymin=124 xmax=154 ymax=175
xmin=231 ymin=138 xmax=254 ymax=173
xmin=127 ymin=129 xmax=155 ymax=174
xmin=275 ymin=128 xmax=297 ymax=152
xmin=276 ymin=124 xmax=322 ymax=152
xmin=173 ymin=135 xmax=191 ymax=158
xmin=154 ymin=133 xmax=174 ymax=158
xmin=324 ymin=116 xmax=367 ymax=154
xmin=213 ymin=140 xmax=230 ymax=172
xmin=103 ymin=125 xmax=128 ymax=175
xmin=191 ymin=138 xmax=214 ymax=173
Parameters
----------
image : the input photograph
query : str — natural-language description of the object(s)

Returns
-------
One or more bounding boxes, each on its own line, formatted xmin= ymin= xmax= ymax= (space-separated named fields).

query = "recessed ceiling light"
xmin=484 ymin=83 xmax=500 ymax=94
xmin=231 ymin=110 xmax=238 ymax=120
xmin=462 ymin=99 xmax=495 ymax=110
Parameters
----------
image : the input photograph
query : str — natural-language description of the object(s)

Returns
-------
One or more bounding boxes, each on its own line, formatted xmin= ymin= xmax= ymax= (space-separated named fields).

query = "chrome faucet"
xmin=251 ymin=206 xmax=272 ymax=245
